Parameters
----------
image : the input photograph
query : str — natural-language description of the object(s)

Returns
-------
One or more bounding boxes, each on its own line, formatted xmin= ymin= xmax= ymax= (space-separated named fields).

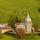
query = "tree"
xmin=15 ymin=16 xmax=21 ymax=23
xmin=15 ymin=16 xmax=19 ymax=23
xmin=8 ymin=15 xmax=15 ymax=29
xmin=19 ymin=18 xmax=21 ymax=23
xmin=38 ymin=9 xmax=40 ymax=12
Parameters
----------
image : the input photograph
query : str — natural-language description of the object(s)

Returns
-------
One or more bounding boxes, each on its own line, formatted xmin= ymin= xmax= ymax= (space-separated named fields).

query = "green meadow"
xmin=0 ymin=0 xmax=40 ymax=40
xmin=0 ymin=0 xmax=40 ymax=23
xmin=0 ymin=0 xmax=40 ymax=27
xmin=0 ymin=34 xmax=40 ymax=40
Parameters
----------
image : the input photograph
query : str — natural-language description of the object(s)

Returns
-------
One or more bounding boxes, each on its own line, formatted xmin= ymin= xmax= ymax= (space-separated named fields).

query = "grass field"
xmin=0 ymin=0 xmax=40 ymax=27
xmin=0 ymin=0 xmax=40 ymax=23
xmin=0 ymin=34 xmax=40 ymax=40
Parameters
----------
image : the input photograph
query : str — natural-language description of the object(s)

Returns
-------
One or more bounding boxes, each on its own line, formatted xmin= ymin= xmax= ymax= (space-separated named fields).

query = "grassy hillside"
xmin=0 ymin=0 xmax=40 ymax=27
xmin=0 ymin=0 xmax=40 ymax=40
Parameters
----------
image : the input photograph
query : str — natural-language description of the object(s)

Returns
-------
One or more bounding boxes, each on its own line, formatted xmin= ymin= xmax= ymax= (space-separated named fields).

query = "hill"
xmin=0 ymin=0 xmax=40 ymax=28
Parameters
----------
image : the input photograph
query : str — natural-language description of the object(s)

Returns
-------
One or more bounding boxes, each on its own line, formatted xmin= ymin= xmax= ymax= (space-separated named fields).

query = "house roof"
xmin=16 ymin=23 xmax=25 ymax=29
xmin=0 ymin=23 xmax=8 ymax=27
xmin=0 ymin=27 xmax=11 ymax=30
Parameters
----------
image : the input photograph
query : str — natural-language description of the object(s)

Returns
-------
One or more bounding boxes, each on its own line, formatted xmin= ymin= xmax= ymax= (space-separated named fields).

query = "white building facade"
xmin=25 ymin=14 xmax=32 ymax=34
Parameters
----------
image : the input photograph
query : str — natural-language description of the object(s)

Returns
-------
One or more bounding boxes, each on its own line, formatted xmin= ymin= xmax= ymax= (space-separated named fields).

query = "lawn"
xmin=0 ymin=0 xmax=40 ymax=23
xmin=0 ymin=34 xmax=40 ymax=40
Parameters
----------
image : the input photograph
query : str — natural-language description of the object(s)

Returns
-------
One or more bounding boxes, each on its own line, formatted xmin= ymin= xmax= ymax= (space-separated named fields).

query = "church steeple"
xmin=27 ymin=13 xmax=31 ymax=22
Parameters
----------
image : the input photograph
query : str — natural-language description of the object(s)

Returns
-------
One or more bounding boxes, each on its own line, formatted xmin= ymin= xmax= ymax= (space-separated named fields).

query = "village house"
xmin=0 ymin=23 xmax=12 ymax=33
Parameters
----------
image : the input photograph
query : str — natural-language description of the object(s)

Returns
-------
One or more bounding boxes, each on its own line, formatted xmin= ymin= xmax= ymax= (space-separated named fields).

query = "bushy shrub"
xmin=33 ymin=24 xmax=39 ymax=31
xmin=38 ymin=9 xmax=40 ymax=12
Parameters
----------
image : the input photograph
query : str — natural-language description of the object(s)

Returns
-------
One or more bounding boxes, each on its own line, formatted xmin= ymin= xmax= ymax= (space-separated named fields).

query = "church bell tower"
xmin=25 ymin=14 xmax=32 ymax=34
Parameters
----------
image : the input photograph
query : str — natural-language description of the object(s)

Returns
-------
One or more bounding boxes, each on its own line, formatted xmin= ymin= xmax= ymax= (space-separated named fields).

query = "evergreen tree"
xmin=8 ymin=16 xmax=15 ymax=29
xmin=15 ymin=16 xmax=21 ymax=23
xmin=15 ymin=16 xmax=19 ymax=23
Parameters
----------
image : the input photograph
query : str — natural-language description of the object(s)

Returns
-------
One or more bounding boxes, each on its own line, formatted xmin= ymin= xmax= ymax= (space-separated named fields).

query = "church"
xmin=25 ymin=14 xmax=35 ymax=34
xmin=16 ymin=14 xmax=35 ymax=34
